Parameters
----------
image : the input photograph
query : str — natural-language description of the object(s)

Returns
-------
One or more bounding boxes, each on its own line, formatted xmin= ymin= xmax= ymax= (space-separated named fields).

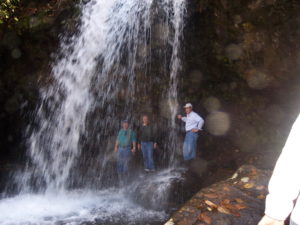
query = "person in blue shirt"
xmin=114 ymin=120 xmax=137 ymax=174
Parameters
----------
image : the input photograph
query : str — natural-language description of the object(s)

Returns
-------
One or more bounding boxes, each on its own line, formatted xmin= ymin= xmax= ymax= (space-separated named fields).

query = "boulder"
xmin=128 ymin=166 xmax=208 ymax=211
xmin=164 ymin=165 xmax=271 ymax=225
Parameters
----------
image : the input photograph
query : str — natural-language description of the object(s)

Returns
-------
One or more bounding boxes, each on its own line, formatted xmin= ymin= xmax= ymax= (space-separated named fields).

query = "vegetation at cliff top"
xmin=0 ymin=0 xmax=20 ymax=24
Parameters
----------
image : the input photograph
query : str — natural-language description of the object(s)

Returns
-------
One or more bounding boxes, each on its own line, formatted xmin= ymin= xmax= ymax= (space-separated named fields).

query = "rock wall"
xmin=0 ymin=0 xmax=79 ymax=163
xmin=164 ymin=165 xmax=271 ymax=225
xmin=179 ymin=0 xmax=300 ymax=170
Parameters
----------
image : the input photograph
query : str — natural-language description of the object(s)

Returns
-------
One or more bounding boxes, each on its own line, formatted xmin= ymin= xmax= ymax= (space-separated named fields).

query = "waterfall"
xmin=166 ymin=0 xmax=186 ymax=165
xmin=16 ymin=0 xmax=187 ymax=193
xmin=22 ymin=0 xmax=156 ymax=192
xmin=0 ymin=0 xmax=187 ymax=224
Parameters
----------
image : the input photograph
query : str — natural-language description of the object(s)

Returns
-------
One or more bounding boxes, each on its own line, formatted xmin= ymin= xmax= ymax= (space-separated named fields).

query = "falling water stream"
xmin=0 ymin=0 xmax=186 ymax=224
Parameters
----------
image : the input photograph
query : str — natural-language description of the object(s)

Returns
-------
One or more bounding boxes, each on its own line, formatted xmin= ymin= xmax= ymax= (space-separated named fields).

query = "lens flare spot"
xmin=206 ymin=111 xmax=230 ymax=136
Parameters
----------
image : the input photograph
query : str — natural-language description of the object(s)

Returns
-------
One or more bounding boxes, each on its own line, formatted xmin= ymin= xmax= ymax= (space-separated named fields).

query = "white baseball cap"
xmin=183 ymin=103 xmax=193 ymax=108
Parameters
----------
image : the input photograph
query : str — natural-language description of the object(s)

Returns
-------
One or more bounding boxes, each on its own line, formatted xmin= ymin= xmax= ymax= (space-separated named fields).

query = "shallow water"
xmin=0 ymin=189 xmax=167 ymax=225
xmin=0 ymin=168 xmax=187 ymax=225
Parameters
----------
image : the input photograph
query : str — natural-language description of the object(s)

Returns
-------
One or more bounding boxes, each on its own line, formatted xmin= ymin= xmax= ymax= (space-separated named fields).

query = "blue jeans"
xmin=141 ymin=142 xmax=155 ymax=170
xmin=117 ymin=147 xmax=132 ymax=173
xmin=183 ymin=131 xmax=198 ymax=161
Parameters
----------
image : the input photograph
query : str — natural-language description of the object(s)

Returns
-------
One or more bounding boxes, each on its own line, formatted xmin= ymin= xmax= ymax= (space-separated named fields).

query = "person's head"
xmin=184 ymin=103 xmax=193 ymax=114
xmin=142 ymin=115 xmax=149 ymax=125
xmin=122 ymin=120 xmax=129 ymax=130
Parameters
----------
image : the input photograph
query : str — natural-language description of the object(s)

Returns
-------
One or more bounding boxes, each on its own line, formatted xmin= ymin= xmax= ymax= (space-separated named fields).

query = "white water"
xmin=1 ymin=0 xmax=187 ymax=224
xmin=0 ymin=190 xmax=167 ymax=225
xmin=166 ymin=0 xmax=186 ymax=165
xmin=0 ymin=169 xmax=184 ymax=225
xmin=22 ymin=0 xmax=156 ymax=192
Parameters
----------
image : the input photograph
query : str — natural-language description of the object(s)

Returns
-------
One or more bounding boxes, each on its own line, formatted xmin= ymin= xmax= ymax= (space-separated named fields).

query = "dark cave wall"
xmin=179 ymin=0 xmax=300 ymax=169
xmin=0 ymin=0 xmax=80 ymax=164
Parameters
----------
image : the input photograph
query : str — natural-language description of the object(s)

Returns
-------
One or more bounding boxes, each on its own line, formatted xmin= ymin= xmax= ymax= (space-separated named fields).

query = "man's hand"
xmin=177 ymin=114 xmax=182 ymax=119
xmin=114 ymin=146 xmax=118 ymax=152
xmin=192 ymin=128 xmax=199 ymax=133
xmin=131 ymin=148 xmax=136 ymax=153
xmin=258 ymin=215 xmax=284 ymax=225
xmin=137 ymin=144 xmax=141 ymax=151
xmin=154 ymin=143 xmax=158 ymax=149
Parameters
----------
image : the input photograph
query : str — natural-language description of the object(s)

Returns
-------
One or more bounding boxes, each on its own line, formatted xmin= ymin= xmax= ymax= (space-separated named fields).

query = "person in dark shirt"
xmin=137 ymin=115 xmax=157 ymax=172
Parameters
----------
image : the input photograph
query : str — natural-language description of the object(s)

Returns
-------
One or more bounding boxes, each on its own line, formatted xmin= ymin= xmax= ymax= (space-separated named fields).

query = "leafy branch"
xmin=0 ymin=0 xmax=20 ymax=24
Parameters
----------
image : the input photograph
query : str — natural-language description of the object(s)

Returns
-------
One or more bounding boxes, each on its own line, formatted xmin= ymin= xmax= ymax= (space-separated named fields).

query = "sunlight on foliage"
xmin=0 ymin=0 xmax=20 ymax=24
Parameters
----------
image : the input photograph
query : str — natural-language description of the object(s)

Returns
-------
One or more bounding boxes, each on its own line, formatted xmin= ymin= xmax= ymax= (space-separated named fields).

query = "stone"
xmin=264 ymin=105 xmax=285 ymax=125
xmin=203 ymin=97 xmax=221 ymax=113
xmin=11 ymin=48 xmax=22 ymax=59
xmin=245 ymin=69 xmax=273 ymax=90
xmin=153 ymin=23 xmax=169 ymax=42
xmin=233 ymin=126 xmax=259 ymax=152
xmin=225 ymin=44 xmax=243 ymax=60
xmin=159 ymin=98 xmax=179 ymax=119
xmin=164 ymin=165 xmax=271 ymax=225
xmin=1 ymin=32 xmax=21 ymax=50
xmin=189 ymin=158 xmax=208 ymax=177
xmin=189 ymin=70 xmax=204 ymax=86
xmin=128 ymin=168 xmax=187 ymax=210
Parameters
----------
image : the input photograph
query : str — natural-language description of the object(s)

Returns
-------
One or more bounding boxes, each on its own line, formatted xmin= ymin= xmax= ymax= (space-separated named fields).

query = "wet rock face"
xmin=181 ymin=0 xmax=300 ymax=167
xmin=128 ymin=169 xmax=187 ymax=210
xmin=0 ymin=0 xmax=79 ymax=164
xmin=128 ymin=167 xmax=208 ymax=211
xmin=164 ymin=165 xmax=271 ymax=225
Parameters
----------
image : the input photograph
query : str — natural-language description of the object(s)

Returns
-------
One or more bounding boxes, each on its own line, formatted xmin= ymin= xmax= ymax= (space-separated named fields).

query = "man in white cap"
xmin=177 ymin=103 xmax=204 ymax=161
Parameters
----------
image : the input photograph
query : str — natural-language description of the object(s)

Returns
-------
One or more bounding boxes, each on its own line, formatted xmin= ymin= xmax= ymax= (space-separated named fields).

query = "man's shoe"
xmin=144 ymin=168 xmax=150 ymax=172
xmin=150 ymin=169 xmax=155 ymax=172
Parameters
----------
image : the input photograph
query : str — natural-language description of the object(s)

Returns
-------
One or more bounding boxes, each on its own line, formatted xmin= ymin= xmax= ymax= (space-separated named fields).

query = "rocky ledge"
xmin=164 ymin=165 xmax=271 ymax=225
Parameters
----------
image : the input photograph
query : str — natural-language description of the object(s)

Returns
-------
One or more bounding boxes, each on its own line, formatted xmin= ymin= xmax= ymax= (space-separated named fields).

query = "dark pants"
xmin=117 ymin=147 xmax=131 ymax=173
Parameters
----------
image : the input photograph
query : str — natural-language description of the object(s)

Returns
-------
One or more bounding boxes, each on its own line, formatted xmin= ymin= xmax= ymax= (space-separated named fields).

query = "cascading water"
xmin=166 ymin=0 xmax=186 ymax=166
xmin=0 ymin=0 xmax=186 ymax=224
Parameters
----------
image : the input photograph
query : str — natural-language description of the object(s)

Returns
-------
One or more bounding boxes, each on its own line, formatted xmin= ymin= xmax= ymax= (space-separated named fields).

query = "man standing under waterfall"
xmin=137 ymin=115 xmax=158 ymax=172
xmin=114 ymin=120 xmax=137 ymax=174
xmin=177 ymin=103 xmax=204 ymax=161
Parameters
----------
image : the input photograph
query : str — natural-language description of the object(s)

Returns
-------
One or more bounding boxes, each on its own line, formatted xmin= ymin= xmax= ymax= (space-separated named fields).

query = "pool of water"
xmin=0 ymin=189 xmax=168 ymax=225
xmin=0 ymin=168 xmax=190 ymax=225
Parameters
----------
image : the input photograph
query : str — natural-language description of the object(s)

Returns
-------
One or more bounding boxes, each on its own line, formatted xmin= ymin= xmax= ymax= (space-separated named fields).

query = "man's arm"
xmin=114 ymin=140 xmax=119 ymax=152
xmin=132 ymin=142 xmax=136 ymax=153
xmin=191 ymin=114 xmax=204 ymax=132
xmin=258 ymin=114 xmax=300 ymax=224
xmin=177 ymin=114 xmax=187 ymax=122
xmin=152 ymin=124 xmax=158 ymax=149
xmin=137 ymin=127 xmax=141 ymax=150
xmin=131 ymin=131 xmax=137 ymax=153
xmin=196 ymin=116 xmax=204 ymax=130
xmin=114 ymin=131 xmax=121 ymax=152
xmin=258 ymin=215 xmax=284 ymax=225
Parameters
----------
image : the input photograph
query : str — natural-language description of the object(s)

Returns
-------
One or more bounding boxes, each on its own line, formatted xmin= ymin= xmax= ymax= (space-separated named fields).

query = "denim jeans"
xmin=183 ymin=131 xmax=198 ymax=161
xmin=117 ymin=147 xmax=132 ymax=173
xmin=141 ymin=142 xmax=155 ymax=170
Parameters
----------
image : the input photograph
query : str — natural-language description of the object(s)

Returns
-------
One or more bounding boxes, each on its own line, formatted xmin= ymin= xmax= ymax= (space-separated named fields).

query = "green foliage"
xmin=0 ymin=0 xmax=20 ymax=24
